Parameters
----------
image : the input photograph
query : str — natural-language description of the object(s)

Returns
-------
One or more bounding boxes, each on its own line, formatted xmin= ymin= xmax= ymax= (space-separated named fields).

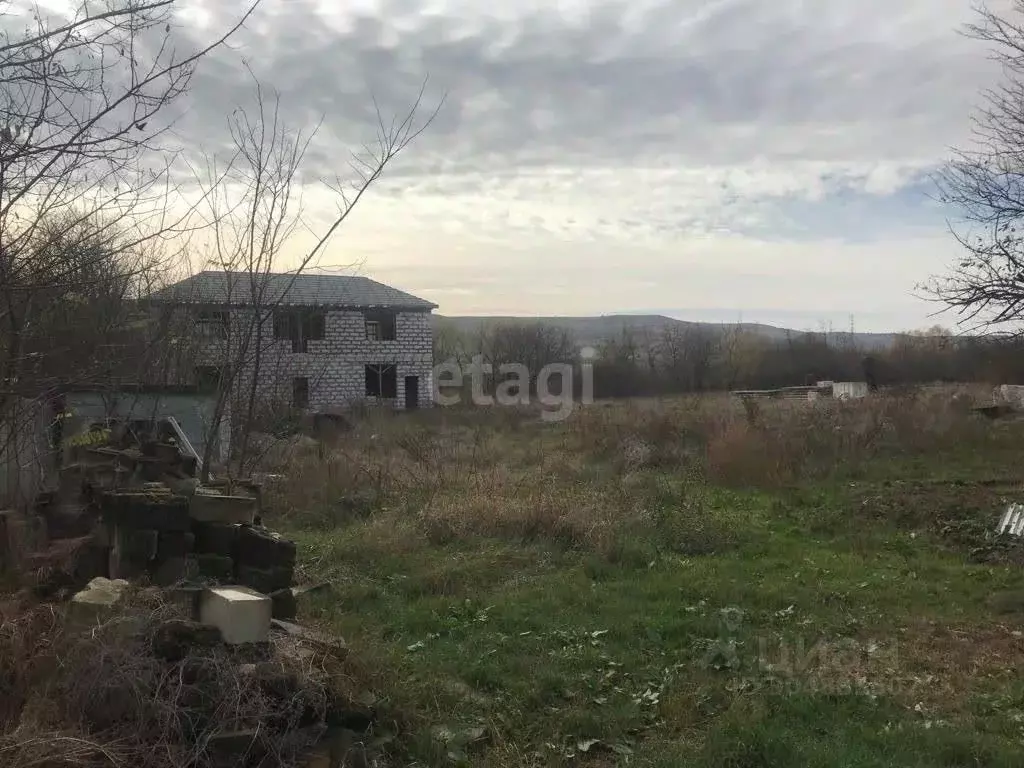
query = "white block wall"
xmin=192 ymin=307 xmax=434 ymax=411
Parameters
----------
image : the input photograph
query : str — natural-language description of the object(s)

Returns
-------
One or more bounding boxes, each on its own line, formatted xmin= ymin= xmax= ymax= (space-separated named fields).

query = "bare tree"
xmin=183 ymin=74 xmax=440 ymax=479
xmin=932 ymin=2 xmax=1024 ymax=330
xmin=0 ymin=1 xmax=261 ymax=396
xmin=0 ymin=0 xmax=259 ymax=504
xmin=433 ymin=320 xmax=472 ymax=367
xmin=484 ymin=322 xmax=576 ymax=395
xmin=660 ymin=324 xmax=716 ymax=392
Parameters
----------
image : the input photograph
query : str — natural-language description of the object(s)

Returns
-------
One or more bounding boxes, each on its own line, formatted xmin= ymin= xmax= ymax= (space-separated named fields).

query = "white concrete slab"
xmin=199 ymin=585 xmax=271 ymax=644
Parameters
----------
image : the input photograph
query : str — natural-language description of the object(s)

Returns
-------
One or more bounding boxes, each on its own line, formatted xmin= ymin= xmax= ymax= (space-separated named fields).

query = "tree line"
xmin=434 ymin=321 xmax=1024 ymax=398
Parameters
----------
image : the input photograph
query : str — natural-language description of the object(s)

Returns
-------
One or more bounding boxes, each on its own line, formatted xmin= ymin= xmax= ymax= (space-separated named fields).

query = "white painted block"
xmin=199 ymin=586 xmax=272 ymax=644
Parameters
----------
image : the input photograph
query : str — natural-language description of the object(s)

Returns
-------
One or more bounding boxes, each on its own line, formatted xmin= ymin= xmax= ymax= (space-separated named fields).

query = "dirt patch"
xmin=743 ymin=620 xmax=1024 ymax=718
xmin=883 ymin=621 xmax=1024 ymax=715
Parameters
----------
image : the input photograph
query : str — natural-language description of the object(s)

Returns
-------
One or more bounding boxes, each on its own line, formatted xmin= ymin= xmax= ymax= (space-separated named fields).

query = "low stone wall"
xmin=98 ymin=484 xmax=297 ymax=618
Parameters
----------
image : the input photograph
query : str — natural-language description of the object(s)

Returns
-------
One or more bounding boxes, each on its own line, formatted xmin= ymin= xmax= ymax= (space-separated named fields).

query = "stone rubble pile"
xmin=62 ymin=581 xmax=362 ymax=768
xmin=2 ymin=434 xmax=365 ymax=767
xmin=3 ymin=434 xmax=301 ymax=621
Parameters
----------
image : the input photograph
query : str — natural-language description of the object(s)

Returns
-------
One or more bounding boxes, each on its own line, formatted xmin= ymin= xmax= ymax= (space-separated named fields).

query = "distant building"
xmin=147 ymin=271 xmax=437 ymax=411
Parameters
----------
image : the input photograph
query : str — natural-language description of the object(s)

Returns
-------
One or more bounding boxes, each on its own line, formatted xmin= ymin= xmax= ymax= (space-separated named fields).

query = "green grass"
xmin=270 ymin=398 xmax=1024 ymax=767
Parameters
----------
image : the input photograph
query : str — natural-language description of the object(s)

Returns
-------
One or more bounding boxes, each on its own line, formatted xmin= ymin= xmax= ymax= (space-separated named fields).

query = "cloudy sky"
xmin=170 ymin=0 xmax=1008 ymax=332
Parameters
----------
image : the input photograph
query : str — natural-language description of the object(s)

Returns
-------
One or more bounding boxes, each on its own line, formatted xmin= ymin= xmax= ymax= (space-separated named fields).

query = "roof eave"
xmin=142 ymin=297 xmax=437 ymax=310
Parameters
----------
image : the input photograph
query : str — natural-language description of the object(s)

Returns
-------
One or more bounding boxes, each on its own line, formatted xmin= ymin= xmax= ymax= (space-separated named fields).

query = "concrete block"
xmin=193 ymin=521 xmax=239 ymax=554
xmin=108 ymin=545 xmax=147 ymax=580
xmin=189 ymin=491 xmax=256 ymax=524
xmin=234 ymin=525 xmax=296 ymax=569
xmin=199 ymin=586 xmax=272 ymax=644
xmin=69 ymin=576 xmax=129 ymax=626
xmin=195 ymin=553 xmax=234 ymax=581
xmin=105 ymin=493 xmax=190 ymax=531
xmin=114 ymin=526 xmax=158 ymax=561
xmin=152 ymin=556 xmax=191 ymax=587
xmin=157 ymin=531 xmax=195 ymax=559
xmin=270 ymin=588 xmax=297 ymax=620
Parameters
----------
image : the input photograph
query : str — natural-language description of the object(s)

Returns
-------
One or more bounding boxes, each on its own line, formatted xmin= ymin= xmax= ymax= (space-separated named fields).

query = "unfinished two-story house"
xmin=147 ymin=271 xmax=437 ymax=412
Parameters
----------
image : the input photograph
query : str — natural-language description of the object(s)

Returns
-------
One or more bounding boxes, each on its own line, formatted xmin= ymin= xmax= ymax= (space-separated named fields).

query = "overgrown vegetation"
xmin=243 ymin=389 xmax=1024 ymax=766
xmin=436 ymin=317 xmax=1024 ymax=399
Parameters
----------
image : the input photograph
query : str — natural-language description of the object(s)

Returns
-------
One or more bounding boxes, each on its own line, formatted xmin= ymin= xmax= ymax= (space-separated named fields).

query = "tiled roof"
xmin=146 ymin=271 xmax=437 ymax=310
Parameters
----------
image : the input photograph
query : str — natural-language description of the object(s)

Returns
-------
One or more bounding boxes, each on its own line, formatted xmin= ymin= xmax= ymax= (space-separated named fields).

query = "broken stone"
xmin=151 ymin=618 xmax=223 ymax=662
xmin=234 ymin=525 xmax=296 ymax=570
xmin=199 ymin=586 xmax=272 ymax=645
xmin=190 ymin=490 xmax=256 ymax=524
xmin=104 ymin=493 xmax=190 ymax=532
xmin=69 ymin=576 xmax=129 ymax=625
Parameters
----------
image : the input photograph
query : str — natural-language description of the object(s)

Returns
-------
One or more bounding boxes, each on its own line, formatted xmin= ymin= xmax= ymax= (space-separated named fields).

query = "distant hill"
xmin=434 ymin=314 xmax=898 ymax=351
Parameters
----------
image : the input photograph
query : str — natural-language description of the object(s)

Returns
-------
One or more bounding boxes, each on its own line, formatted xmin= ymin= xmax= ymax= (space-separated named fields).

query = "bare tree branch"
xmin=178 ymin=71 xmax=442 ymax=479
xmin=930 ymin=1 xmax=1024 ymax=333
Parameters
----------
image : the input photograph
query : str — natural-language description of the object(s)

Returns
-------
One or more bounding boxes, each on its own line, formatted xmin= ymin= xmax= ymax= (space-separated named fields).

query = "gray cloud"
xmin=133 ymin=0 xmax=1008 ymax=328
xmin=171 ymin=0 xmax=994 ymax=176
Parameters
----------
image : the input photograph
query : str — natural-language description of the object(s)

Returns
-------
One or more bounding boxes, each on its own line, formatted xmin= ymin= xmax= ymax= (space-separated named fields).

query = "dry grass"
xmin=264 ymin=388 xmax=1005 ymax=554
xmin=570 ymin=388 xmax=994 ymax=487
xmin=251 ymin=388 xmax=1024 ymax=767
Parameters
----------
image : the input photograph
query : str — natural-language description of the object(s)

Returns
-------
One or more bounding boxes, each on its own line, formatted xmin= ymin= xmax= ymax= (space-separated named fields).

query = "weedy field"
xmin=267 ymin=388 xmax=1024 ymax=767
